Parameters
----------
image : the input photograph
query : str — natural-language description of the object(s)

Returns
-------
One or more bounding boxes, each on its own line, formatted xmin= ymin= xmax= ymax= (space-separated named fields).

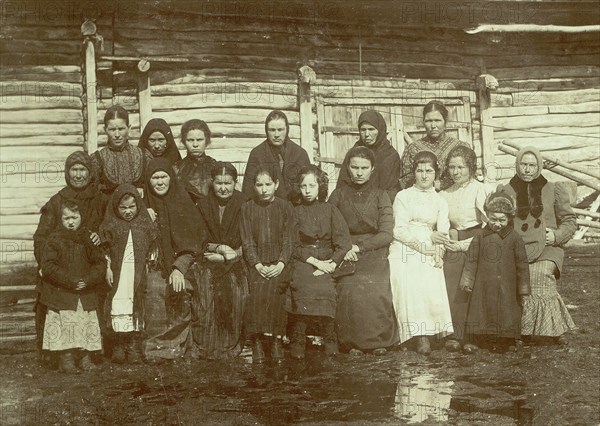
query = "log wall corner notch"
xmin=298 ymin=65 xmax=317 ymax=163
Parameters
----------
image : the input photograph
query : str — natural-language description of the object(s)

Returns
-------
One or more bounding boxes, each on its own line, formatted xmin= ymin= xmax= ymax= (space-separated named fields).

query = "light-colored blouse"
xmin=440 ymin=179 xmax=490 ymax=231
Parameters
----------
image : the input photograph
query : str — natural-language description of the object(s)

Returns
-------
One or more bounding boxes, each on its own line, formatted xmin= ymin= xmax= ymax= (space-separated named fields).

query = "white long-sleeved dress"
xmin=388 ymin=186 xmax=453 ymax=344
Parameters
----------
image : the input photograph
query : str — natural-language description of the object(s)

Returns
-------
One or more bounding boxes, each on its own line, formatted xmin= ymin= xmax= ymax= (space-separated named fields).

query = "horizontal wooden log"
xmin=492 ymin=105 xmax=549 ymax=117
xmin=204 ymin=148 xmax=252 ymax=163
xmin=577 ymin=218 xmax=600 ymax=229
xmin=548 ymin=101 xmax=600 ymax=114
xmin=1 ymin=172 xmax=64 ymax=189
xmin=0 ymin=134 xmax=84 ymax=147
xmin=494 ymin=135 xmax=598 ymax=152
xmin=0 ymin=146 xmax=83 ymax=164
xmin=489 ymin=65 xmax=600 ymax=80
xmin=492 ymin=113 xmax=600 ymax=131
xmin=0 ymin=286 xmax=36 ymax=292
xmin=494 ymin=126 xmax=599 ymax=140
xmin=0 ymin=109 xmax=83 ymax=124
xmin=0 ymin=223 xmax=37 ymax=240
xmin=151 ymin=81 xmax=297 ymax=96
xmin=0 ymin=81 xmax=82 ymax=97
xmin=490 ymin=94 xmax=513 ymax=107
xmin=0 ymin=123 xmax=83 ymax=138
xmin=511 ymin=88 xmax=600 ymax=106
xmin=320 ymin=97 xmax=465 ymax=106
xmin=466 ymin=24 xmax=600 ymax=34
xmin=496 ymin=77 xmax=600 ymax=94
xmin=0 ymin=215 xmax=41 ymax=226
xmin=0 ymin=65 xmax=81 ymax=76
xmin=0 ymin=96 xmax=82 ymax=110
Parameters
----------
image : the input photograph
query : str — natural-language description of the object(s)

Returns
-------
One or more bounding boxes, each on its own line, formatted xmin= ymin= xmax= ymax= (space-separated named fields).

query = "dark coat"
xmin=39 ymin=229 xmax=105 ymax=311
xmin=460 ymin=226 xmax=530 ymax=339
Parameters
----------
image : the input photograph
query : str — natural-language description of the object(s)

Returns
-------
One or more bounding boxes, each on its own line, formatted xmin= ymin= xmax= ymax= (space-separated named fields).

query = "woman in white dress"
xmin=389 ymin=151 xmax=453 ymax=355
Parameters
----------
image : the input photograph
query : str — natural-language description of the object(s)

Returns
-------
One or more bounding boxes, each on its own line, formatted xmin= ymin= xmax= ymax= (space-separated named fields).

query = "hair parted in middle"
xmin=181 ymin=119 xmax=211 ymax=145
xmin=292 ymin=164 xmax=329 ymax=203
xmin=413 ymin=150 xmax=440 ymax=177
xmin=446 ymin=145 xmax=478 ymax=179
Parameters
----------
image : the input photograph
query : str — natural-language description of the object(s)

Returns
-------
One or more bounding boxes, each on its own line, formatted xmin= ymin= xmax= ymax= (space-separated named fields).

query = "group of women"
xmin=33 ymin=100 xmax=577 ymax=369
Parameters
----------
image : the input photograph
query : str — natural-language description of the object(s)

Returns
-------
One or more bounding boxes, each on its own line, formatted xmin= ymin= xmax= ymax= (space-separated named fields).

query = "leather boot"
xmin=125 ymin=333 xmax=142 ymax=364
xmin=251 ymin=336 xmax=265 ymax=364
xmin=78 ymin=351 xmax=97 ymax=371
xmin=111 ymin=334 xmax=126 ymax=364
xmin=59 ymin=350 xmax=80 ymax=374
xmin=416 ymin=336 xmax=431 ymax=356
xmin=322 ymin=318 xmax=339 ymax=356
xmin=290 ymin=318 xmax=307 ymax=360
xmin=271 ymin=337 xmax=284 ymax=363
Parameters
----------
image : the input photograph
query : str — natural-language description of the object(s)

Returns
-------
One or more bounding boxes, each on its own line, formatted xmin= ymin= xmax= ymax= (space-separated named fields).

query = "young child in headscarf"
xmin=460 ymin=191 xmax=531 ymax=353
xmin=40 ymin=200 xmax=105 ymax=373
xmin=100 ymin=184 xmax=158 ymax=364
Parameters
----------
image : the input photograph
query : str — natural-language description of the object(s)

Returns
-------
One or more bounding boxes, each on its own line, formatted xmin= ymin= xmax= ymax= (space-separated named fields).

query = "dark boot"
xmin=78 ymin=351 xmax=97 ymax=371
xmin=322 ymin=318 xmax=339 ymax=356
xmin=290 ymin=318 xmax=307 ymax=360
xmin=271 ymin=337 xmax=284 ymax=363
xmin=251 ymin=336 xmax=265 ymax=364
xmin=59 ymin=350 xmax=80 ymax=374
xmin=125 ymin=333 xmax=142 ymax=364
xmin=111 ymin=334 xmax=126 ymax=364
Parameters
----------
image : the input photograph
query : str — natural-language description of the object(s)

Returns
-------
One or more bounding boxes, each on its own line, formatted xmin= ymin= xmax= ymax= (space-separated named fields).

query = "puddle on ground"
xmin=101 ymin=355 xmax=534 ymax=424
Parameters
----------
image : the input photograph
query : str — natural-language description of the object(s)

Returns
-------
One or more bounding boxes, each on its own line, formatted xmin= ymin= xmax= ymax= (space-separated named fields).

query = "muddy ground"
xmin=1 ymin=244 xmax=598 ymax=425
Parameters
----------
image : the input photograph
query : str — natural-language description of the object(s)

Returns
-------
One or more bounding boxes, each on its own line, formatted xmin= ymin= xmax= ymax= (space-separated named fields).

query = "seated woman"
xmin=389 ymin=151 xmax=453 ymax=355
xmin=142 ymin=158 xmax=205 ymax=361
xmin=439 ymin=146 xmax=491 ymax=351
xmin=192 ymin=162 xmax=249 ymax=360
xmin=138 ymin=118 xmax=182 ymax=165
xmin=328 ymin=146 xmax=398 ymax=355
xmin=92 ymin=105 xmax=150 ymax=197
xmin=173 ymin=119 xmax=217 ymax=197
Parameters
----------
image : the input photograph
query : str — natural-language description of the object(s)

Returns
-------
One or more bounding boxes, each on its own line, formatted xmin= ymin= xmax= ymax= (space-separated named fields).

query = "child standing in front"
xmin=40 ymin=200 xmax=105 ymax=373
xmin=287 ymin=165 xmax=351 ymax=359
xmin=460 ymin=192 xmax=531 ymax=353
xmin=240 ymin=167 xmax=297 ymax=364
xmin=100 ymin=184 xmax=158 ymax=364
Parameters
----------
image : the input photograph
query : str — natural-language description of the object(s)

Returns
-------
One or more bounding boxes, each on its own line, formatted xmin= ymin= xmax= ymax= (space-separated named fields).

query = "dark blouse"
xmin=174 ymin=154 xmax=217 ymax=197
xmin=294 ymin=202 xmax=352 ymax=265
xmin=240 ymin=197 xmax=297 ymax=267
xmin=327 ymin=182 xmax=393 ymax=252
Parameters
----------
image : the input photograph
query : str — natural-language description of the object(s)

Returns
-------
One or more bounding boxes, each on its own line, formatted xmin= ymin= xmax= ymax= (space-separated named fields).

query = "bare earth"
xmin=1 ymin=244 xmax=598 ymax=425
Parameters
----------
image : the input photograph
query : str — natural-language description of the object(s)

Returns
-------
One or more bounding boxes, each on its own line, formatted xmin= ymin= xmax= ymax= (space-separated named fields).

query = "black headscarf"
xmin=138 ymin=118 xmax=182 ymax=165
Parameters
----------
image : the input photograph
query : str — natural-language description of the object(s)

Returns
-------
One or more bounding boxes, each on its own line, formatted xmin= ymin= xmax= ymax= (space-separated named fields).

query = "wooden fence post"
xmin=137 ymin=59 xmax=152 ymax=131
xmin=477 ymin=73 xmax=498 ymax=183
xmin=82 ymin=20 xmax=98 ymax=154
xmin=298 ymin=65 xmax=316 ymax=163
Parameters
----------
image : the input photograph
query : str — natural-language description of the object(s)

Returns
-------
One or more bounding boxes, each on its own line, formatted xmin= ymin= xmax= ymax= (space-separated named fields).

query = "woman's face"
xmin=118 ymin=195 xmax=138 ymax=221
xmin=254 ymin=173 xmax=278 ymax=202
xmin=518 ymin=153 xmax=539 ymax=182
xmin=68 ymin=164 xmax=91 ymax=189
xmin=266 ymin=118 xmax=287 ymax=147
xmin=414 ymin=162 xmax=436 ymax=190
xmin=359 ymin=123 xmax=379 ymax=147
xmin=448 ymin=156 xmax=471 ymax=186
xmin=105 ymin=118 xmax=130 ymax=149
xmin=299 ymin=173 xmax=319 ymax=203
xmin=184 ymin=129 xmax=207 ymax=158
xmin=348 ymin=157 xmax=374 ymax=185
xmin=150 ymin=170 xmax=171 ymax=196
xmin=488 ymin=212 xmax=509 ymax=232
xmin=147 ymin=131 xmax=168 ymax=157
xmin=423 ymin=111 xmax=446 ymax=141
xmin=212 ymin=174 xmax=235 ymax=200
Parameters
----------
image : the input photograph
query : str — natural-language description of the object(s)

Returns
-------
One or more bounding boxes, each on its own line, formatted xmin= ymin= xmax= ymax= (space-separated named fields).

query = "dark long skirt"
xmin=335 ymin=248 xmax=398 ymax=351
xmin=143 ymin=269 xmax=196 ymax=360
xmin=190 ymin=262 xmax=248 ymax=359
xmin=443 ymin=227 xmax=480 ymax=341
xmin=286 ymin=261 xmax=336 ymax=318
xmin=244 ymin=263 xmax=289 ymax=337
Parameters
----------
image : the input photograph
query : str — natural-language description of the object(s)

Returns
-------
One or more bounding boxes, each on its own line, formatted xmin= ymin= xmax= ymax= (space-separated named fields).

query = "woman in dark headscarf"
xmin=499 ymin=146 xmax=577 ymax=344
xmin=192 ymin=162 xmax=248 ymax=360
xmin=142 ymin=158 xmax=206 ymax=361
xmin=138 ymin=118 xmax=182 ymax=165
xmin=337 ymin=110 xmax=402 ymax=201
xmin=241 ymin=110 xmax=311 ymax=201
xmin=33 ymin=150 xmax=105 ymax=364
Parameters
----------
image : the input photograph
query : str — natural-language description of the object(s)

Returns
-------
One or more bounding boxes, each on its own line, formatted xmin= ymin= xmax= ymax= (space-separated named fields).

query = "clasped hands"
xmin=255 ymin=262 xmax=285 ymax=279
xmin=204 ymin=243 xmax=237 ymax=263
xmin=307 ymin=257 xmax=337 ymax=276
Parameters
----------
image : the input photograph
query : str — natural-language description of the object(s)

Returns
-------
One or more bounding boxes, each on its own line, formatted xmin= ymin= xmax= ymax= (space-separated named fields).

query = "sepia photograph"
xmin=1 ymin=0 xmax=599 ymax=424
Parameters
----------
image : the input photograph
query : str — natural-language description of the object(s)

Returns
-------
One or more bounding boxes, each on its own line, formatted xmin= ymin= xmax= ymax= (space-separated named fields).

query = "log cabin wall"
xmin=1 ymin=0 xmax=599 ymax=277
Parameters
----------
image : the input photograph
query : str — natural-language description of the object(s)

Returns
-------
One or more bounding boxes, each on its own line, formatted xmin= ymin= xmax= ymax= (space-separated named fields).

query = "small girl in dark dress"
xmin=100 ymin=184 xmax=158 ymax=364
xmin=287 ymin=165 xmax=352 ymax=359
xmin=240 ymin=167 xmax=297 ymax=364
xmin=460 ymin=191 xmax=531 ymax=353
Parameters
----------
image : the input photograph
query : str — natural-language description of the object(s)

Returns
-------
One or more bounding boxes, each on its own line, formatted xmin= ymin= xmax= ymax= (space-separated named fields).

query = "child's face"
xmin=105 ymin=118 xmax=130 ymax=149
xmin=61 ymin=208 xmax=82 ymax=231
xmin=183 ymin=129 xmax=207 ymax=158
xmin=299 ymin=173 xmax=319 ymax=203
xmin=254 ymin=173 xmax=278 ymax=202
xmin=488 ymin=212 xmax=509 ymax=232
xmin=118 ymin=195 xmax=138 ymax=221
xmin=212 ymin=174 xmax=235 ymax=200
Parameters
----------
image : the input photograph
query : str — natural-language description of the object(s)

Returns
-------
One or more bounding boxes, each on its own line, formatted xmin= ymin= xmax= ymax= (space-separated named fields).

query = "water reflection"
xmin=394 ymin=372 xmax=454 ymax=423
